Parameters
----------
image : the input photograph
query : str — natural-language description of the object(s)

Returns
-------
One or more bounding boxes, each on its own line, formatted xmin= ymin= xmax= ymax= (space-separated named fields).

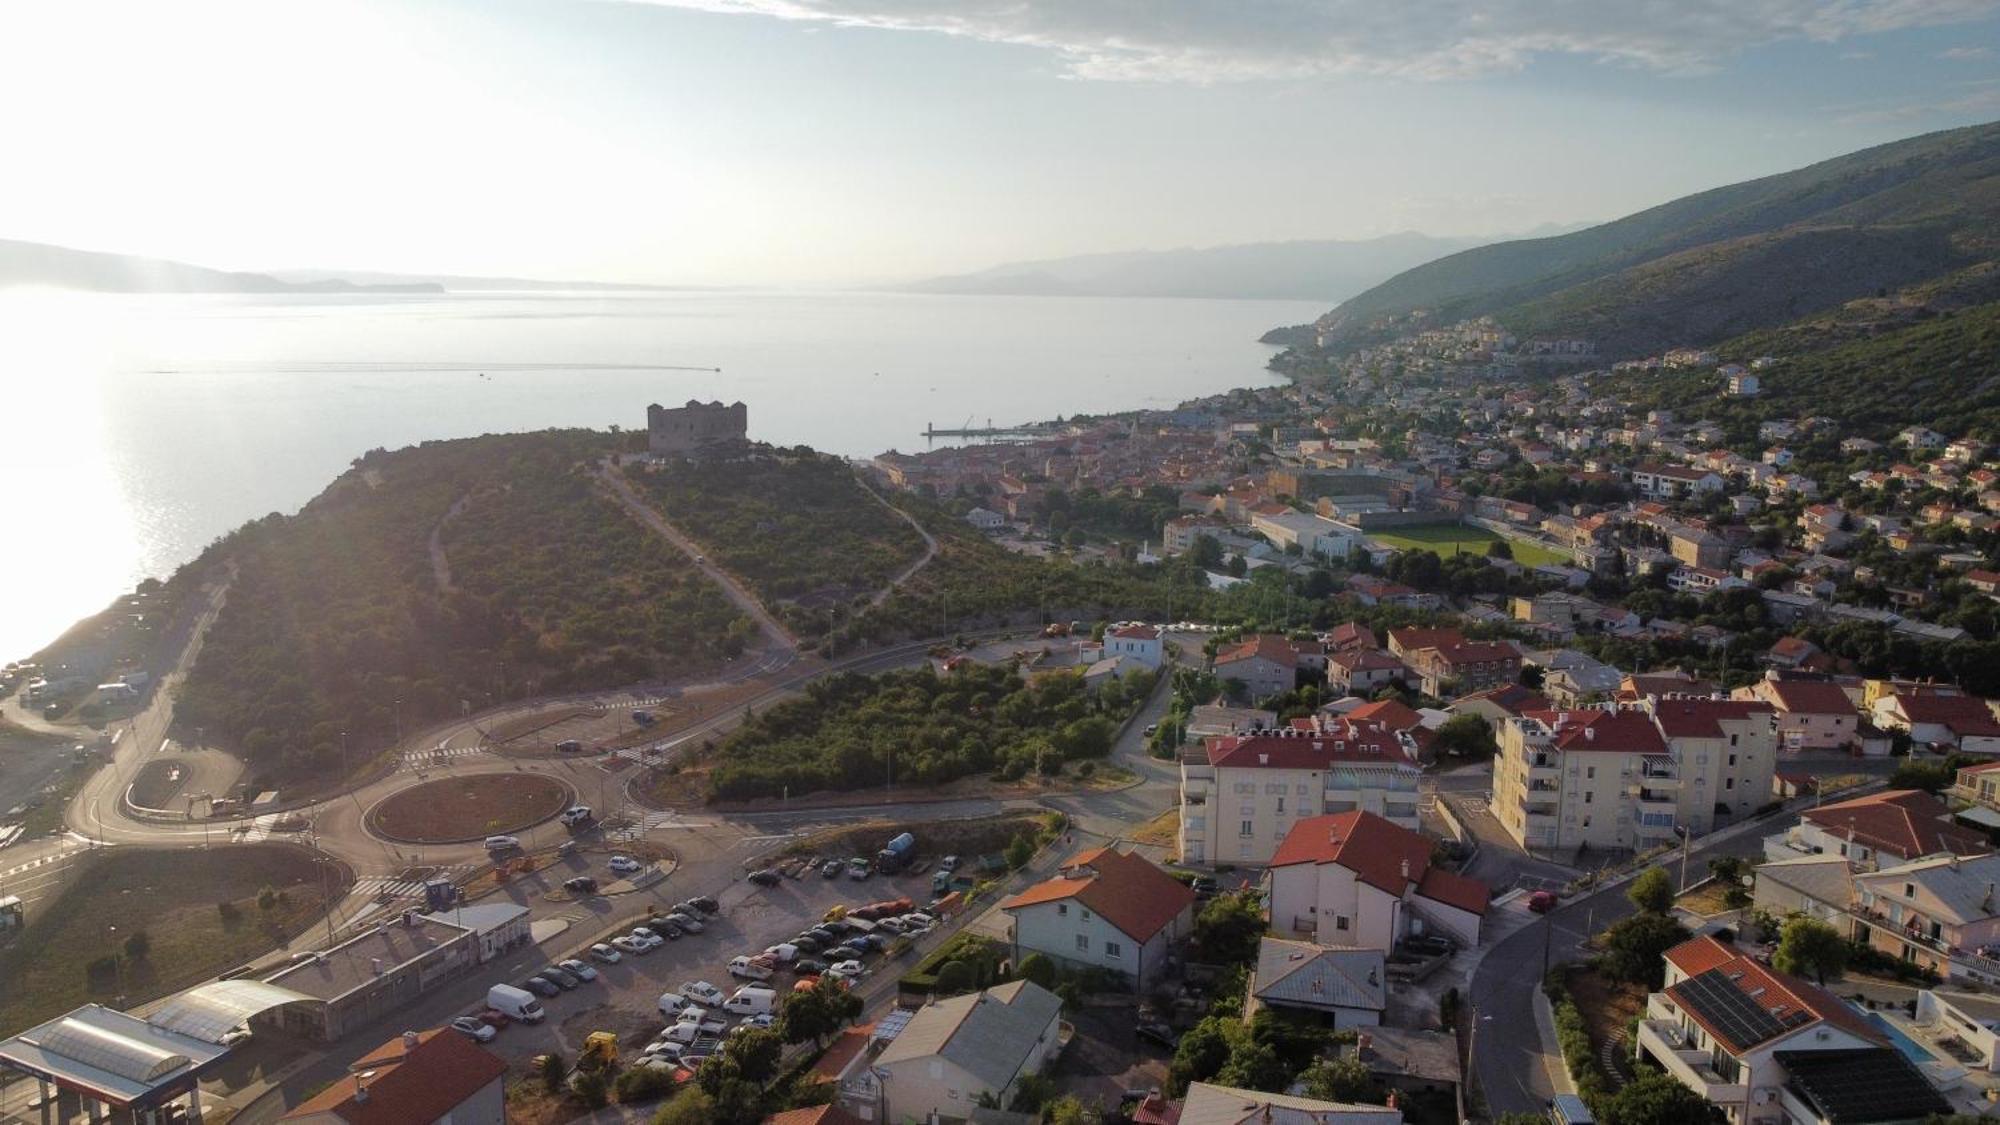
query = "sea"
xmin=0 ymin=288 xmax=1320 ymax=661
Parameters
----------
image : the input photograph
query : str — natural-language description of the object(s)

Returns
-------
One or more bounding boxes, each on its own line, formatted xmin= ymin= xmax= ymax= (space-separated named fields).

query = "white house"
xmin=1104 ymin=623 xmax=1165 ymax=670
xmin=1634 ymin=934 xmax=1948 ymax=1125
xmin=1179 ymin=718 xmax=1423 ymax=866
xmin=837 ymin=981 xmax=1064 ymax=1125
xmin=965 ymin=507 xmax=1006 ymax=531
xmin=1265 ymin=811 xmax=1488 ymax=949
xmin=999 ymin=847 xmax=1195 ymax=990
xmin=1873 ymin=692 xmax=2000 ymax=754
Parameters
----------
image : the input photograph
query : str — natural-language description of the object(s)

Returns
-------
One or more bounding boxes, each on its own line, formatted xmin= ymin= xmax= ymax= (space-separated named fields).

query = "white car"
xmin=659 ymin=993 xmax=695 ymax=1017
xmin=633 ymin=929 xmax=666 ymax=950
xmin=901 ymin=912 xmax=934 ymax=927
xmin=679 ymin=980 xmax=726 ymax=1007
xmin=827 ymin=960 xmax=864 ymax=981
xmin=612 ymin=935 xmax=650 ymax=955
xmin=450 ymin=1016 xmax=497 ymax=1043
xmin=589 ymin=943 xmax=623 ymax=964
xmin=609 ymin=855 xmax=643 ymax=874
xmin=734 ymin=1013 xmax=776 ymax=1032
xmin=559 ymin=958 xmax=598 ymax=982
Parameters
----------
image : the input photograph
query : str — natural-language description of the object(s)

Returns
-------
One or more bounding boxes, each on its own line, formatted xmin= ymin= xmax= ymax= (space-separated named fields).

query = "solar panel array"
xmin=872 ymin=1007 xmax=915 ymax=1044
xmin=1775 ymin=1048 xmax=1953 ymax=1124
xmin=1673 ymin=970 xmax=1811 ymax=1050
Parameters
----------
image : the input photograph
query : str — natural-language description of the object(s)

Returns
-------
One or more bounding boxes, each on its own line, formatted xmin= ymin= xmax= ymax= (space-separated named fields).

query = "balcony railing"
xmin=1636 ymin=1020 xmax=1746 ymax=1106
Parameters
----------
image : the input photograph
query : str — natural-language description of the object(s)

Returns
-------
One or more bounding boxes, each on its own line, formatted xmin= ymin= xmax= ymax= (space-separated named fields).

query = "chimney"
xmin=370 ymin=957 xmax=383 ymax=977
xmin=402 ymin=1030 xmax=419 ymax=1050
xmin=1367 ymin=966 xmax=1379 ymax=987
xmin=353 ymin=1075 xmax=370 ymax=1104
xmin=1400 ymin=858 xmax=1411 ymax=881
xmin=1357 ymin=1032 xmax=1373 ymax=1060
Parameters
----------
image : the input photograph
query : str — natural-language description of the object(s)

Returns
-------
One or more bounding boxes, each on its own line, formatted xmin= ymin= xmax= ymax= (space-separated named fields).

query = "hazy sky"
xmin=4 ymin=0 xmax=1997 ymax=285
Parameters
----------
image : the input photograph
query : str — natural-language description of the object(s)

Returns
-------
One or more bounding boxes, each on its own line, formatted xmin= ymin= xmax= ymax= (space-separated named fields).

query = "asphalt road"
xmin=1468 ymin=815 xmax=1783 ymax=1118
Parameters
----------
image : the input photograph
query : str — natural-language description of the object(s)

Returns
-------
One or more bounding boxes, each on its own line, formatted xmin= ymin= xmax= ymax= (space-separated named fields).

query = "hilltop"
xmin=1288 ymin=120 xmax=2000 ymax=359
xmin=0 ymin=238 xmax=441 ymax=294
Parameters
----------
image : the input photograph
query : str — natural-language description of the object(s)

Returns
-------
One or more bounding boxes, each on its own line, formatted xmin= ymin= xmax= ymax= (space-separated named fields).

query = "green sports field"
xmin=1368 ymin=524 xmax=1573 ymax=568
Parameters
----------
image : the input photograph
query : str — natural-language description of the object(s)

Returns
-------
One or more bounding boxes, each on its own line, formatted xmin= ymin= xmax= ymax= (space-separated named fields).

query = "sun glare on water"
xmin=0 ymin=289 xmax=144 ymax=660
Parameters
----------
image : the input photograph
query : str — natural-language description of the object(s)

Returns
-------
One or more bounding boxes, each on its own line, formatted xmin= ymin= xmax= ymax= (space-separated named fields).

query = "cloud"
xmin=1939 ymin=44 xmax=1996 ymax=58
xmin=632 ymin=0 xmax=2000 ymax=81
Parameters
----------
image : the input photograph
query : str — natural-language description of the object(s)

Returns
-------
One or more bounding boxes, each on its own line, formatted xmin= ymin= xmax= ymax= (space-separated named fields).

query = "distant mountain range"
xmin=900 ymin=228 xmax=1591 ymax=301
xmin=1289 ymin=119 xmax=2000 ymax=359
xmin=0 ymin=238 xmax=688 ymax=295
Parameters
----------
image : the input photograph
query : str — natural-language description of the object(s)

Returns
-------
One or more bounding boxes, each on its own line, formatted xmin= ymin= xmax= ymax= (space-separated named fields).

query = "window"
xmin=1105 ymin=942 xmax=1123 ymax=959
xmin=1728 ymin=753 xmax=1737 ymax=766
xmin=1057 ymin=904 xmax=1068 ymax=916
xmin=1240 ymin=821 xmax=1254 ymax=837
xmin=1730 ymin=734 xmax=1739 ymax=747
xmin=1584 ymin=791 xmax=1593 ymax=805
xmin=1335 ymin=916 xmax=1349 ymax=931
xmin=1725 ymin=778 xmax=1734 ymax=790
xmin=1076 ymin=935 xmax=1089 ymax=952
xmin=1586 ymin=766 xmax=1596 ymax=780
xmin=1276 ymin=797 xmax=1285 ymax=813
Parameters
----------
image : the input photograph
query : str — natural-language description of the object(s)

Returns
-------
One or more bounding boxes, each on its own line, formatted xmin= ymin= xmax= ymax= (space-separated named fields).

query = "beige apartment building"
xmin=1179 ymin=720 xmax=1421 ymax=867
xmin=1494 ymin=697 xmax=1777 ymax=853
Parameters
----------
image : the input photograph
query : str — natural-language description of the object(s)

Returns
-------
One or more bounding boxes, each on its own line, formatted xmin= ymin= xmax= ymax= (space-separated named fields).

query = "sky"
xmin=2 ymin=0 xmax=1997 ymax=286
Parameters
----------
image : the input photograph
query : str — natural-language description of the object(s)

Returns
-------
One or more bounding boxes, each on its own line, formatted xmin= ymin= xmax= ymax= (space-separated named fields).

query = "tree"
xmin=1432 ymin=713 xmax=1497 ymax=759
xmin=1045 ymin=1096 xmax=1092 ymax=1125
xmin=1168 ymin=1016 xmax=1244 ymax=1095
xmin=1600 ymin=912 xmax=1690 ymax=988
xmin=1298 ymin=1057 xmax=1380 ymax=1104
xmin=778 ymin=976 xmax=864 ymax=1046
xmin=539 ymin=1050 xmax=567 ymax=1094
xmin=1891 ymin=758 xmax=1955 ymax=794
xmin=122 ymin=930 xmax=151 ymax=960
xmin=1190 ymin=535 xmax=1225 ymax=570
xmin=650 ymin=1085 xmax=715 ymax=1125
xmin=934 ymin=960 xmax=976 ymax=996
xmin=1602 ymin=1070 xmax=1721 ymax=1125
xmin=1486 ymin=539 xmax=1514 ymax=559
xmin=1192 ymin=891 xmax=1266 ymax=966
xmin=1006 ymin=834 xmax=1035 ymax=869
xmin=1018 ymin=953 xmax=1058 ymax=989
xmin=571 ymin=1069 xmax=609 ymax=1110
xmin=1773 ymin=915 xmax=1848 ymax=985
xmin=1214 ymin=1039 xmax=1289 ymax=1093
xmin=1627 ymin=866 xmax=1675 ymax=915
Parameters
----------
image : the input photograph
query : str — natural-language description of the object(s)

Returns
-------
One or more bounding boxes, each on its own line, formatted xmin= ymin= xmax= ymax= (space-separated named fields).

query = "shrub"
xmin=217 ymin=900 xmax=242 ymax=925
xmin=616 ymin=1064 xmax=679 ymax=1104
xmin=1546 ymin=971 xmax=1608 ymax=1113
xmin=933 ymin=960 xmax=976 ymax=996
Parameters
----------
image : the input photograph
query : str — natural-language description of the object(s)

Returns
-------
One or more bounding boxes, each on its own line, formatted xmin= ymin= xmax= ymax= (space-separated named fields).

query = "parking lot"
xmin=453 ymin=856 xmax=955 ymax=1067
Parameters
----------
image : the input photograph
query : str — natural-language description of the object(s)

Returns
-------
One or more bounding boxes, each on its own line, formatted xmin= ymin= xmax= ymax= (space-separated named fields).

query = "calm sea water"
xmin=0 ymin=288 xmax=1314 ymax=660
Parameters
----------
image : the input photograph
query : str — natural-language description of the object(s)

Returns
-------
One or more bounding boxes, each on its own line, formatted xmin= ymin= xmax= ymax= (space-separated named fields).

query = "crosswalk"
xmin=352 ymin=864 xmax=478 ymax=901
xmin=602 ymin=810 xmax=697 ymax=842
xmin=0 ymin=845 xmax=89 ymax=881
xmin=398 ymin=745 xmax=486 ymax=772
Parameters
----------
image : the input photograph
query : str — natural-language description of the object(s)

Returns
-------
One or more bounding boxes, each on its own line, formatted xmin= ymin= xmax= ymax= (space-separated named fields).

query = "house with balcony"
xmin=1873 ymin=693 xmax=2000 ymax=755
xmin=1404 ymin=640 xmax=1522 ymax=698
xmin=1214 ymin=635 xmax=1305 ymax=701
xmin=1326 ymin=649 xmax=1408 ymax=696
xmin=1736 ymin=677 xmax=1860 ymax=752
xmin=1000 ymin=847 xmax=1194 ymax=991
xmin=1635 ymin=935 xmax=1947 ymax=1125
xmin=1764 ymin=789 xmax=1987 ymax=871
xmin=1954 ymin=761 xmax=2000 ymax=814
xmin=1104 ymin=624 xmax=1164 ymax=670
xmin=1264 ymin=811 xmax=1488 ymax=949
xmin=1851 ymin=853 xmax=2000 ymax=984
xmin=1179 ymin=719 xmax=1421 ymax=866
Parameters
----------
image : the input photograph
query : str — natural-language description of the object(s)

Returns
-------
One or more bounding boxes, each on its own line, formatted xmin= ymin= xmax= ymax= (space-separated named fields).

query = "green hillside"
xmin=1302 ymin=120 xmax=2000 ymax=357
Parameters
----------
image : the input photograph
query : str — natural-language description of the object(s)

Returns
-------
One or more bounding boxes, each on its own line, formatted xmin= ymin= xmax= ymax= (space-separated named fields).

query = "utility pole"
xmin=1676 ymin=824 xmax=1692 ymax=892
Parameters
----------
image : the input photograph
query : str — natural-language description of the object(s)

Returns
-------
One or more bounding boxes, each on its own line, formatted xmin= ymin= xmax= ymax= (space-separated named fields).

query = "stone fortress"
xmin=646 ymin=399 xmax=747 ymax=458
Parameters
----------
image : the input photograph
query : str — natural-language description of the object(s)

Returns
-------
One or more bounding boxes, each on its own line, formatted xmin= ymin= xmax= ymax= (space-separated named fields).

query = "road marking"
xmin=398 ymin=745 xmax=486 ymax=772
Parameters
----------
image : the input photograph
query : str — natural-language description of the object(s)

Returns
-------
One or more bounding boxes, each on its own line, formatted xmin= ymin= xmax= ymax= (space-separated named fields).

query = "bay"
xmin=0 ymin=288 xmax=1315 ymax=660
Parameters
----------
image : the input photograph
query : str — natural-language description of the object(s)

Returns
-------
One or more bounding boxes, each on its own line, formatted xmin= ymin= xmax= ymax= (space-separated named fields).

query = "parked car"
xmin=820 ymin=858 xmax=844 ymax=878
xmin=792 ymin=957 xmax=828 ymax=975
xmin=612 ymin=935 xmax=651 ymax=955
xmin=1135 ymin=1018 xmax=1176 ymax=1050
xmin=588 ymin=943 xmax=623 ymax=964
xmin=901 ymin=912 xmax=935 ymax=928
xmin=559 ymin=805 xmax=593 ymax=827
xmin=679 ymin=981 xmax=726 ymax=1007
xmin=609 ymin=855 xmax=643 ymax=874
xmin=826 ymin=960 xmax=864 ymax=981
xmin=563 ymin=876 xmax=600 ymax=895
xmin=791 ymin=934 xmax=826 ymax=953
xmin=484 ymin=835 xmax=521 ymax=852
xmin=735 ymin=1013 xmax=776 ymax=1031
xmin=687 ymin=895 xmax=720 ymax=914
xmin=729 ymin=956 xmax=776 ymax=982
xmin=1527 ymin=890 xmax=1558 ymax=914
xmin=846 ymin=857 xmax=871 ymax=880
xmin=748 ymin=869 xmax=782 ymax=887
xmin=938 ymin=855 xmax=960 ymax=873
xmin=1188 ymin=876 xmax=1219 ymax=899
xmin=665 ymin=911 xmax=704 ymax=933
xmin=539 ymin=966 xmax=580 ymax=989
xmin=450 ymin=1016 xmax=497 ymax=1043
xmin=875 ymin=918 xmax=907 ymax=935
xmin=556 ymin=739 xmax=585 ymax=753
xmin=837 ymin=938 xmax=871 ymax=958
xmin=520 ymin=976 xmax=561 ymax=998
xmin=558 ymin=958 xmax=598 ymax=982
xmin=638 ymin=922 xmax=681 ymax=942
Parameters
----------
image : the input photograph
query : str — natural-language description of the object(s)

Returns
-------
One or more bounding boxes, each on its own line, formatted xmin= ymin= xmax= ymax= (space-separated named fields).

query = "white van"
xmin=724 ymin=986 xmax=777 ymax=1017
xmin=728 ymin=956 xmax=774 ymax=982
xmin=486 ymin=983 xmax=546 ymax=1023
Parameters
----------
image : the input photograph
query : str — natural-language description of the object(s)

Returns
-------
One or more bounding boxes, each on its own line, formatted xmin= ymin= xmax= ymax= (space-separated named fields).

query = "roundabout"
xmin=364 ymin=773 xmax=573 ymax=845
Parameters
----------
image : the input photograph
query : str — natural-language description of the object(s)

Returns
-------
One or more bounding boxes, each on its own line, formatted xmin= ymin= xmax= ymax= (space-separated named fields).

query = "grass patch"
xmin=1130 ymin=809 xmax=1180 ymax=849
xmin=1369 ymin=523 xmax=1572 ymax=568
xmin=0 ymin=845 xmax=344 ymax=1035
xmin=369 ymin=773 xmax=572 ymax=843
xmin=1675 ymin=882 xmax=1736 ymax=917
xmin=487 ymin=706 xmax=603 ymax=745
xmin=790 ymin=813 xmax=1054 ymax=864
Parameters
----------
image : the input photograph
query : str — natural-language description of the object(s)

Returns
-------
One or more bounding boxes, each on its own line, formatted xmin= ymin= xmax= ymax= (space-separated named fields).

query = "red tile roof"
xmin=1330 ymin=649 xmax=1406 ymax=674
xmin=1802 ymin=790 xmax=1990 ymax=861
xmin=1763 ymin=679 xmax=1858 ymax=715
xmin=1345 ymin=700 xmax=1425 ymax=731
xmin=1426 ymin=641 xmax=1522 ymax=668
xmin=1270 ymin=812 xmax=1488 ymax=915
xmin=1665 ymin=934 xmax=1738 ymax=978
xmin=1522 ymin=709 xmax=1668 ymax=755
xmin=1667 ymin=949 xmax=1883 ymax=1055
xmin=1001 ymin=848 xmax=1196 ymax=943
xmin=1387 ymin=627 xmax=1466 ymax=653
xmin=1457 ymin=684 xmax=1549 ymax=716
xmin=1110 ymin=624 xmax=1161 ymax=641
xmin=1217 ymin=634 xmax=1299 ymax=668
xmin=1893 ymin=693 xmax=2000 ymax=737
xmin=1327 ymin=623 xmax=1378 ymax=652
xmin=768 ymin=1106 xmax=869 ymax=1125
xmin=1206 ymin=723 xmax=1418 ymax=771
xmin=810 ymin=1023 xmax=876 ymax=1082
xmin=281 ymin=1029 xmax=506 ymax=1124
xmin=1649 ymin=698 xmax=1775 ymax=739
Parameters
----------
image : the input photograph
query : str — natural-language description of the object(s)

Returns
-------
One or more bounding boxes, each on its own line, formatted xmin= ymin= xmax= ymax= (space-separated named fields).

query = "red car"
xmin=1527 ymin=890 xmax=1558 ymax=914
xmin=476 ymin=1008 xmax=512 ymax=1029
